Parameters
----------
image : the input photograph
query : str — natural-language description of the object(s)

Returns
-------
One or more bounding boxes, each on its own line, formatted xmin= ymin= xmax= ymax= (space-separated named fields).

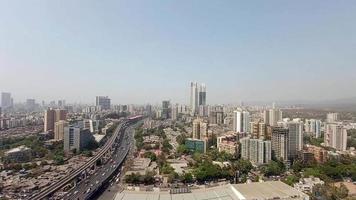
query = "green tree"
xmin=180 ymin=172 xmax=193 ymax=183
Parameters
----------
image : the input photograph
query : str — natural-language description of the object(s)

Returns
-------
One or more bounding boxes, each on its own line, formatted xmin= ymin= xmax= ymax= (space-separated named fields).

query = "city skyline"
xmin=1 ymin=1 xmax=356 ymax=104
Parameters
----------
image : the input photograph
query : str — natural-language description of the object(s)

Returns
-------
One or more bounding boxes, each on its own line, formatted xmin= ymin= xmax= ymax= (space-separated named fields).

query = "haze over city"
xmin=1 ymin=0 xmax=356 ymax=104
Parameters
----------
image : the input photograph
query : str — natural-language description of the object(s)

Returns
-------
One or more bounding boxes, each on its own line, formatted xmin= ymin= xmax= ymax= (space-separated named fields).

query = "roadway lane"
xmin=63 ymin=124 xmax=134 ymax=200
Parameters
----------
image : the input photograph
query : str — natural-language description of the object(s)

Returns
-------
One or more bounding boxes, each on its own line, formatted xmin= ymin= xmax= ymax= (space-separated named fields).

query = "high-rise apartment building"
xmin=271 ymin=127 xmax=289 ymax=161
xmin=240 ymin=137 xmax=271 ymax=165
xmin=96 ymin=96 xmax=111 ymax=110
xmin=44 ymin=108 xmax=67 ymax=132
xmin=233 ymin=110 xmax=250 ymax=133
xmin=287 ymin=121 xmax=303 ymax=160
xmin=305 ymin=119 xmax=322 ymax=138
xmin=326 ymin=113 xmax=339 ymax=123
xmin=269 ymin=108 xmax=282 ymax=126
xmin=161 ymin=100 xmax=170 ymax=119
xmin=44 ymin=108 xmax=56 ymax=132
xmin=192 ymin=119 xmax=201 ymax=139
xmin=1 ymin=92 xmax=13 ymax=109
xmin=63 ymin=126 xmax=95 ymax=152
xmin=190 ymin=82 xmax=206 ymax=116
xmin=324 ymin=123 xmax=347 ymax=151
xmin=54 ymin=120 xmax=68 ymax=141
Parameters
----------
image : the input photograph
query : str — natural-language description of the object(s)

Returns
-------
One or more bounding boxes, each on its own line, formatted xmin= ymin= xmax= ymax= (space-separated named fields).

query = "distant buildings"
xmin=190 ymin=82 xmax=206 ymax=116
xmin=1 ymin=92 xmax=13 ymax=110
xmin=4 ymin=145 xmax=32 ymax=163
xmin=63 ymin=126 xmax=95 ymax=152
xmin=233 ymin=110 xmax=250 ymax=133
xmin=161 ymin=100 xmax=170 ymax=119
xmin=324 ymin=123 xmax=347 ymax=151
xmin=264 ymin=105 xmax=282 ymax=126
xmin=96 ymin=96 xmax=111 ymax=110
xmin=240 ymin=137 xmax=271 ymax=165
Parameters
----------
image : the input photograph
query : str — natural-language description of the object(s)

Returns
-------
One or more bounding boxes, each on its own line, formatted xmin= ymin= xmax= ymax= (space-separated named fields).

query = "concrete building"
xmin=192 ymin=118 xmax=202 ymax=139
xmin=55 ymin=109 xmax=67 ymax=122
xmin=324 ymin=123 xmax=347 ymax=151
xmin=305 ymin=119 xmax=322 ymax=138
xmin=44 ymin=108 xmax=56 ymax=132
xmin=185 ymin=138 xmax=206 ymax=153
xmin=272 ymin=126 xmax=289 ymax=161
xmin=269 ymin=108 xmax=282 ymax=126
xmin=190 ymin=82 xmax=206 ymax=116
xmin=96 ymin=96 xmax=111 ymax=110
xmin=114 ymin=181 xmax=309 ymax=200
xmin=161 ymin=100 xmax=170 ymax=119
xmin=326 ymin=113 xmax=338 ymax=123
xmin=64 ymin=126 xmax=95 ymax=152
xmin=233 ymin=110 xmax=250 ymax=133
xmin=241 ymin=137 xmax=271 ymax=165
xmin=217 ymin=134 xmax=239 ymax=157
xmin=54 ymin=120 xmax=68 ymax=141
xmin=288 ymin=121 xmax=303 ymax=160
xmin=4 ymin=145 xmax=32 ymax=163
xmin=294 ymin=177 xmax=324 ymax=193
xmin=1 ymin=92 xmax=12 ymax=109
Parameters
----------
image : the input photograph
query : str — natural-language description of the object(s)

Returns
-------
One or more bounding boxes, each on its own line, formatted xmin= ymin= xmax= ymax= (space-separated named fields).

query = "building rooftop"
xmin=115 ymin=181 xmax=309 ymax=200
xmin=5 ymin=145 xmax=31 ymax=154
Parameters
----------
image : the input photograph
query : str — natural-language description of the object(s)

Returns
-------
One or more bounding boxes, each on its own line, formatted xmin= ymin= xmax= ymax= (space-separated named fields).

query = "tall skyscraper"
xmin=54 ymin=120 xmax=68 ymax=141
xmin=269 ymin=108 xmax=282 ymax=126
xmin=233 ymin=110 xmax=250 ymax=133
xmin=305 ymin=119 xmax=322 ymax=138
xmin=55 ymin=109 xmax=67 ymax=122
xmin=63 ymin=126 xmax=94 ymax=152
xmin=96 ymin=96 xmax=111 ymax=110
xmin=44 ymin=108 xmax=67 ymax=132
xmin=161 ymin=100 xmax=170 ymax=119
xmin=171 ymin=104 xmax=178 ymax=120
xmin=324 ymin=123 xmax=347 ymax=151
xmin=1 ymin=92 xmax=12 ymax=109
xmin=44 ymin=108 xmax=56 ymax=132
xmin=198 ymin=83 xmax=206 ymax=106
xmin=287 ymin=121 xmax=303 ymax=160
xmin=326 ymin=113 xmax=339 ymax=123
xmin=192 ymin=119 xmax=201 ymax=139
xmin=271 ymin=126 xmax=289 ymax=161
xmin=190 ymin=82 xmax=206 ymax=116
xmin=240 ymin=137 xmax=271 ymax=165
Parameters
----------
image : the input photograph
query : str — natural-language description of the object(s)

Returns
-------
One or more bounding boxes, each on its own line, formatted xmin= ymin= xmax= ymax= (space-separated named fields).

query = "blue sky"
xmin=0 ymin=0 xmax=355 ymax=104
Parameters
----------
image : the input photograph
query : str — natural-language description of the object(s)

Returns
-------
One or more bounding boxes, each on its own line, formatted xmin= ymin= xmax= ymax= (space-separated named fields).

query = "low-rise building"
xmin=217 ymin=134 xmax=239 ymax=157
xmin=185 ymin=138 xmax=206 ymax=153
xmin=294 ymin=177 xmax=324 ymax=193
xmin=4 ymin=145 xmax=32 ymax=163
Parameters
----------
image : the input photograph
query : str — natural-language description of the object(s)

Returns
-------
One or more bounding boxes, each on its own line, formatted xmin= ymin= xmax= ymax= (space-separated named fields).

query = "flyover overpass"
xmin=29 ymin=116 xmax=142 ymax=200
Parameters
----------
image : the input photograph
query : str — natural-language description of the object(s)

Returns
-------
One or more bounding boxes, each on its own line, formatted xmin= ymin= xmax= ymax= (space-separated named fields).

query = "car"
xmin=96 ymin=181 xmax=99 ymax=184
xmin=73 ymin=191 xmax=78 ymax=195
xmin=102 ymin=173 xmax=106 ymax=176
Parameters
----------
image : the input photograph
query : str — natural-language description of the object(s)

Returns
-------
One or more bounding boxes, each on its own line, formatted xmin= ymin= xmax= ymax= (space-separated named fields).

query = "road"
xmin=63 ymin=123 xmax=135 ymax=200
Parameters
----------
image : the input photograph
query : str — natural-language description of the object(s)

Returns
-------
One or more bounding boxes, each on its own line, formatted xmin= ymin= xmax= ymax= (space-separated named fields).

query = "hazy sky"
xmin=0 ymin=1 xmax=356 ymax=105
